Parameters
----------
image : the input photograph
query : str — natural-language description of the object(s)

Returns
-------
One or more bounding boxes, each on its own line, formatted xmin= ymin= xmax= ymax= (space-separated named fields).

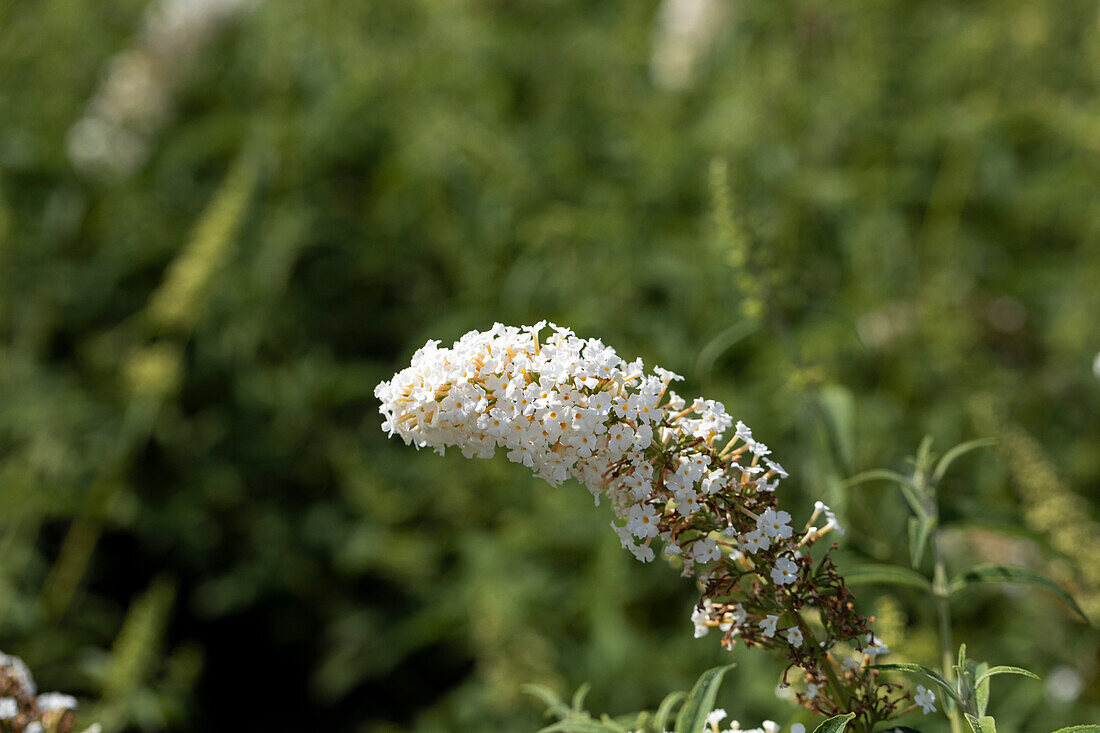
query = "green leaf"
xmin=870 ymin=664 xmax=960 ymax=702
xmin=933 ymin=438 xmax=995 ymax=484
xmin=617 ymin=712 xmax=649 ymax=731
xmin=537 ymin=720 xmax=625 ymax=733
xmin=653 ymin=691 xmax=686 ymax=732
xmin=973 ymin=666 xmax=1040 ymax=688
xmin=844 ymin=563 xmax=933 ymax=592
xmin=956 ymin=644 xmax=968 ymax=675
xmin=843 ymin=468 xmax=930 ymax=519
xmin=908 ymin=515 xmax=936 ymax=568
xmin=965 ymin=714 xmax=997 ymax=733
xmin=674 ymin=664 xmax=735 ymax=733
xmin=818 ymin=383 xmax=856 ymax=472
xmin=949 ymin=564 xmax=1091 ymax=624
xmin=914 ymin=435 xmax=936 ymax=478
xmin=1049 ymin=727 xmax=1100 ymax=732
xmin=599 ymin=713 xmax=633 ymax=732
xmin=525 ymin=684 xmax=571 ymax=720
xmin=694 ymin=321 xmax=759 ymax=380
xmin=975 ymin=662 xmax=990 ymax=716
xmin=812 ymin=713 xmax=856 ymax=733
xmin=843 ymin=469 xmax=915 ymax=490
xmin=572 ymin=683 xmax=591 ymax=713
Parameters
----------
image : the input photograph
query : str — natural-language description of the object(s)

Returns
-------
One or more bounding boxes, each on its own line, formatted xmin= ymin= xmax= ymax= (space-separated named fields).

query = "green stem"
xmin=932 ymin=532 xmax=963 ymax=733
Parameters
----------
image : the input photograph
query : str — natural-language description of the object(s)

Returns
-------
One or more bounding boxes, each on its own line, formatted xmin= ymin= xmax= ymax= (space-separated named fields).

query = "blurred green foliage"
xmin=1 ymin=0 xmax=1099 ymax=731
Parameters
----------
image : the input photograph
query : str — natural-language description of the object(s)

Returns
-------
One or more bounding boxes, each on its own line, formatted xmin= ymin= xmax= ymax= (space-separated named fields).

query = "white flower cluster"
xmin=378 ymin=324 xmax=909 ymax=719
xmin=0 ymin=651 xmax=88 ymax=732
xmin=376 ymin=322 xmax=786 ymax=566
xmin=636 ymin=708 xmax=805 ymax=733
xmin=702 ymin=709 xmax=806 ymax=733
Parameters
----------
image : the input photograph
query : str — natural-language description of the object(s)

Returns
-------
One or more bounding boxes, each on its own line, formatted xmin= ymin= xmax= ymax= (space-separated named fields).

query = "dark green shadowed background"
xmin=0 ymin=1 xmax=1098 ymax=731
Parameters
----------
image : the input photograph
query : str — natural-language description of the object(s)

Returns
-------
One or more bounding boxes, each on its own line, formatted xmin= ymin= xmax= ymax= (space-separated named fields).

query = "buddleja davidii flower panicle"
xmin=375 ymin=323 xmax=906 ymax=722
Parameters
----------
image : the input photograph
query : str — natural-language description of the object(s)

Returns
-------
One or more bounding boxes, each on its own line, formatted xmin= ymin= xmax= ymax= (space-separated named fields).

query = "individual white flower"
xmin=915 ymin=685 xmax=936 ymax=714
xmin=37 ymin=692 xmax=78 ymax=711
xmin=693 ymin=538 xmax=722 ymax=564
xmin=785 ymin=626 xmax=803 ymax=648
xmin=740 ymin=529 xmax=771 ymax=554
xmin=757 ymin=508 xmax=793 ymax=540
xmin=762 ymin=722 xmax=779 ymax=733
xmin=672 ymin=485 xmax=700 ymax=516
xmin=759 ymin=614 xmax=779 ymax=638
xmin=0 ymin=698 xmax=16 ymax=720
xmin=791 ymin=725 xmax=806 ymax=733
xmin=629 ymin=542 xmax=656 ymax=563
xmin=692 ymin=603 xmax=711 ymax=638
xmin=862 ymin=634 xmax=889 ymax=658
xmin=627 ymin=503 xmax=660 ymax=539
xmin=735 ymin=420 xmax=753 ymax=442
xmin=763 ymin=458 xmax=788 ymax=479
xmin=806 ymin=682 xmax=821 ymax=699
xmin=701 ymin=468 xmax=726 ymax=495
xmin=813 ymin=501 xmax=846 ymax=536
xmin=706 ymin=708 xmax=727 ymax=727
xmin=26 ymin=723 xmax=44 ymax=733
xmin=749 ymin=441 xmax=770 ymax=457
xmin=607 ymin=423 xmax=636 ymax=454
xmin=770 ymin=555 xmax=799 ymax=585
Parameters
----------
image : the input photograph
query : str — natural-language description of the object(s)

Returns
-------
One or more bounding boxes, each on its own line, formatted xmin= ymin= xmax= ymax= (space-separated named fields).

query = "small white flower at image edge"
xmin=37 ymin=691 xmax=78 ymax=711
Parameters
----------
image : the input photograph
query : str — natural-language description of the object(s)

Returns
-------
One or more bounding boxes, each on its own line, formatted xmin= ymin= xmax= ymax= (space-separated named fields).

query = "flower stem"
xmin=932 ymin=531 xmax=963 ymax=733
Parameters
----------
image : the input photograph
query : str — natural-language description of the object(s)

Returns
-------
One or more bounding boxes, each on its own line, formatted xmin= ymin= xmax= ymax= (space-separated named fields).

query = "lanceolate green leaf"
xmin=674 ymin=664 xmax=735 ymax=733
xmin=843 ymin=469 xmax=914 ymax=490
xmin=973 ymin=666 xmax=1040 ymax=688
xmin=572 ymin=683 xmax=592 ymax=712
xmin=1049 ymin=727 xmax=1100 ymax=733
xmin=525 ymin=684 xmax=571 ymax=720
xmin=812 ymin=713 xmax=856 ymax=733
xmin=844 ymin=563 xmax=933 ymax=592
xmin=949 ymin=564 xmax=1091 ymax=624
xmin=964 ymin=714 xmax=997 ymax=733
xmin=870 ymin=663 xmax=960 ymax=702
xmin=653 ymin=691 xmax=686 ymax=732
xmin=537 ymin=718 xmax=623 ymax=733
xmin=975 ymin=662 xmax=990 ymax=716
xmin=933 ymin=438 xmax=995 ymax=484
xmin=844 ymin=468 xmax=930 ymax=520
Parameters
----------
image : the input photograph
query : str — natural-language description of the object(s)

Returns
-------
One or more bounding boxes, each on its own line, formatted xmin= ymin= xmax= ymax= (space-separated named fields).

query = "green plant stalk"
xmin=932 ymin=532 xmax=964 ymax=733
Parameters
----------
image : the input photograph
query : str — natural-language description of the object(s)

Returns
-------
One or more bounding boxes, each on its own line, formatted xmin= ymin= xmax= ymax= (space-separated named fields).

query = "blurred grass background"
xmin=1 ymin=0 xmax=1099 ymax=730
